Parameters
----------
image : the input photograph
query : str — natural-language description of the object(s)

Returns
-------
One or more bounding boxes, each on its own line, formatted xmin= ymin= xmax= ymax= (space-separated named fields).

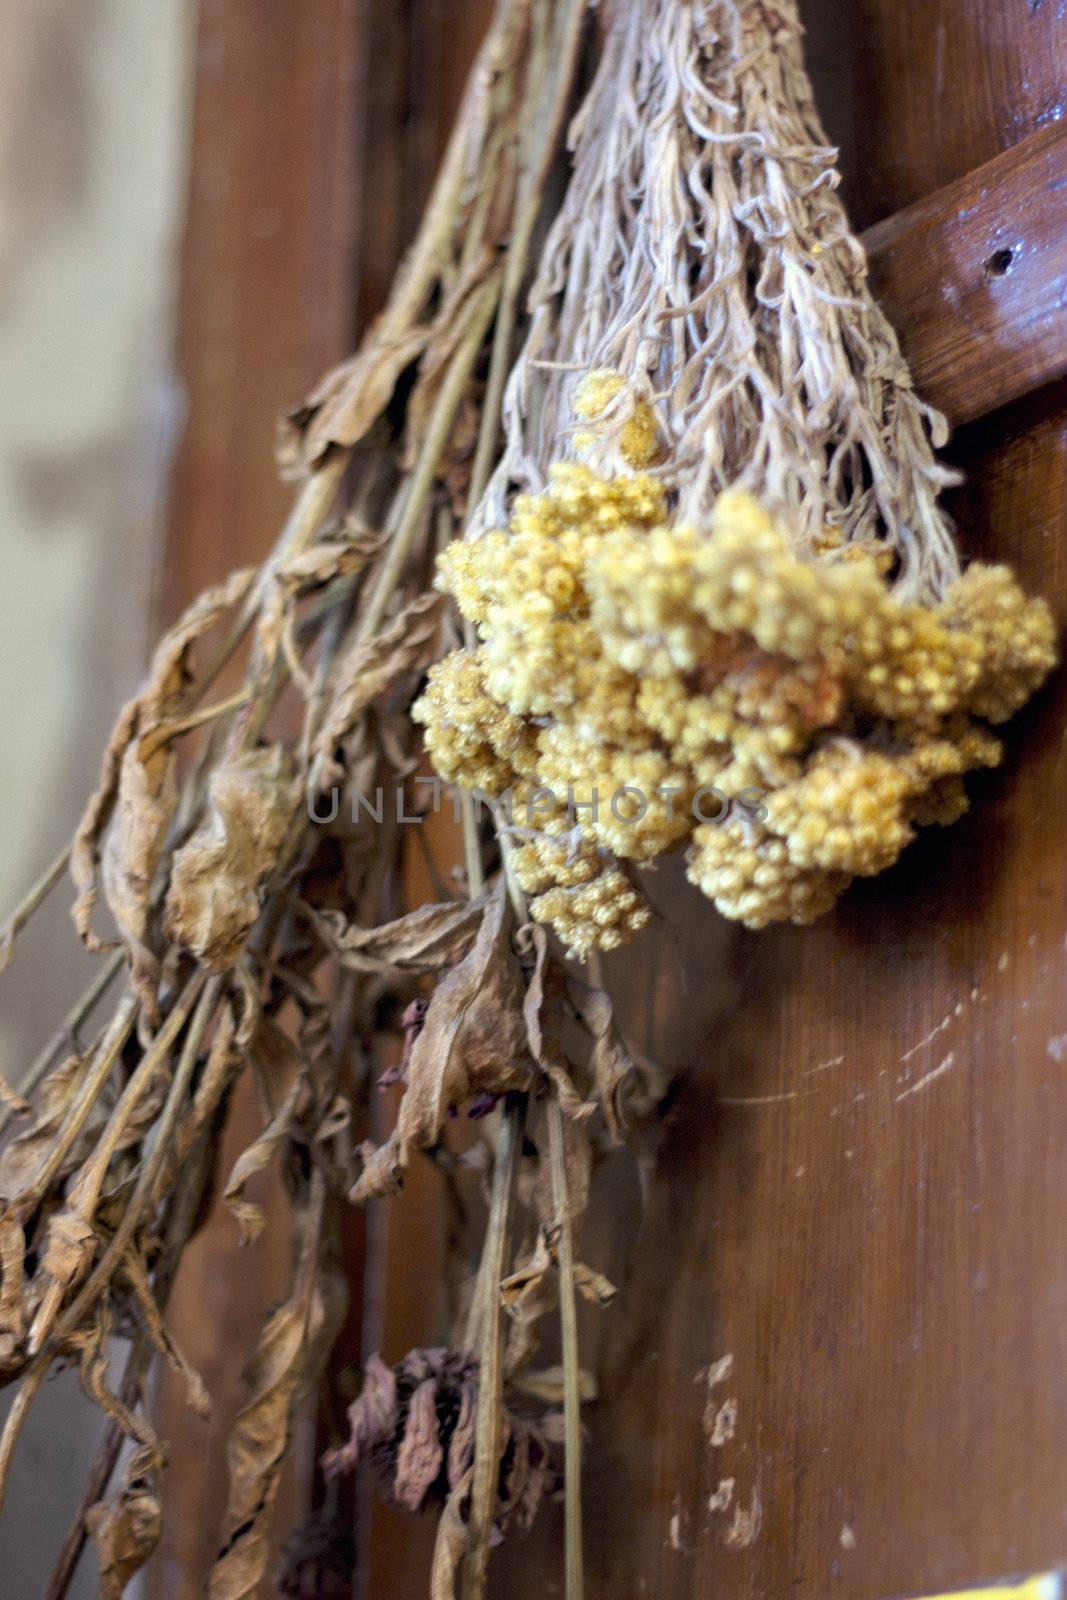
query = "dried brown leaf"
xmin=257 ymin=526 xmax=385 ymax=694
xmin=279 ymin=324 xmax=430 ymax=475
xmin=353 ymin=882 xmax=532 ymax=1201
xmin=164 ymin=745 xmax=300 ymax=971
xmin=72 ymin=567 xmax=255 ymax=955
xmin=512 ymin=1365 xmax=598 ymax=1406
xmin=312 ymin=593 xmax=442 ymax=786
xmin=99 ymin=724 xmax=178 ymax=1020
xmin=401 ymin=262 xmax=496 ymax=465
xmin=519 ymin=923 xmax=589 ymax=1121
xmin=123 ymin=1249 xmax=211 ymax=1418
xmin=310 ymin=893 xmax=486 ymax=976
xmin=573 ymin=1260 xmax=617 ymax=1307
xmin=86 ymin=1442 xmax=163 ymax=1600
xmin=567 ymin=975 xmax=634 ymax=1139
xmin=0 ymin=1052 xmax=90 ymax=1199
xmin=0 ymin=1070 xmax=30 ymax=1123
xmin=525 ymin=1100 xmax=592 ymax=1230
xmin=223 ymin=1020 xmax=304 ymax=1243
xmin=207 ymin=1197 xmax=330 ymax=1600
xmin=0 ymin=1206 xmax=27 ymax=1368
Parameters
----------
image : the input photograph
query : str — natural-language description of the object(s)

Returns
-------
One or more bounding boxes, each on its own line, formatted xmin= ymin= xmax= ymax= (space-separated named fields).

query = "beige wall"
xmin=0 ymin=2 xmax=192 ymax=1592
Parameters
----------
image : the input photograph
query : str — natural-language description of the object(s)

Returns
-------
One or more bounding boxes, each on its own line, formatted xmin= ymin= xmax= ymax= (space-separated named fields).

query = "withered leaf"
xmin=502 ymin=1219 xmax=615 ymax=1372
xmin=223 ymin=1020 xmax=305 ymax=1243
xmin=279 ymin=323 xmax=430 ymax=475
xmin=353 ymin=882 xmax=532 ymax=1201
xmin=207 ymin=1199 xmax=329 ymax=1600
xmin=567 ymin=975 xmax=635 ymax=1139
xmin=0 ymin=1052 xmax=90 ymax=1201
xmin=72 ymin=567 xmax=256 ymax=960
xmin=0 ymin=1070 xmax=30 ymax=1124
xmin=99 ymin=722 xmax=177 ymax=1021
xmin=512 ymin=1365 xmax=598 ymax=1406
xmin=123 ymin=1249 xmax=210 ymax=1418
xmin=311 ymin=892 xmax=486 ymax=976
xmin=257 ymin=527 xmax=385 ymax=695
xmin=446 ymin=1380 xmax=475 ymax=1488
xmin=312 ymin=593 xmax=442 ymax=787
xmin=0 ymin=1206 xmax=27 ymax=1368
xmin=74 ymin=1306 xmax=158 ymax=1449
xmin=574 ymin=1260 xmax=617 ymax=1307
xmin=400 ymin=261 xmax=496 ymax=468
xmin=86 ymin=1442 xmax=163 ymax=1600
xmin=322 ymin=1352 xmax=397 ymax=1479
xmin=525 ymin=1099 xmax=592 ymax=1231
xmin=519 ymin=923 xmax=589 ymax=1121
xmin=164 ymin=746 xmax=301 ymax=972
xmin=501 ymin=1226 xmax=558 ymax=1329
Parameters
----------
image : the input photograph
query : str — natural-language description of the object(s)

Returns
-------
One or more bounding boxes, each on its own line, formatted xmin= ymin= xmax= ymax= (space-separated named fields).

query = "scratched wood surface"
xmin=865 ymin=125 xmax=1067 ymax=427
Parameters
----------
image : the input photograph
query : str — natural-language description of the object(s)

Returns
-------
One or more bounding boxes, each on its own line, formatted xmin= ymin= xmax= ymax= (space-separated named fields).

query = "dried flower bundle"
xmin=0 ymin=2 xmax=1057 ymax=1599
xmin=420 ymin=0 xmax=1056 ymax=953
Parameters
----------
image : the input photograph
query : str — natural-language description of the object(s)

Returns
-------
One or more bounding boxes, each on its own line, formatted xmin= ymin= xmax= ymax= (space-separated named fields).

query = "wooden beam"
xmin=864 ymin=122 xmax=1067 ymax=428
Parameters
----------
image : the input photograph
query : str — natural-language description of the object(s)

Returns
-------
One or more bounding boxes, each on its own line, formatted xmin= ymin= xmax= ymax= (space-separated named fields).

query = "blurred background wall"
xmin=0 ymin=2 xmax=192 ymax=1593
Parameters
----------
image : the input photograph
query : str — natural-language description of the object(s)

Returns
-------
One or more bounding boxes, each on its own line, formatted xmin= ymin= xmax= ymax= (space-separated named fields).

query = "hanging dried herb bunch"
xmin=419 ymin=0 xmax=1056 ymax=952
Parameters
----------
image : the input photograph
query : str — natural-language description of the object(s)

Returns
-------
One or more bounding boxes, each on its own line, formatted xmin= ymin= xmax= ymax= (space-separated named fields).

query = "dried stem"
xmin=42 ymin=1113 xmax=222 ymax=1600
xmin=0 ymin=948 xmax=123 ymax=1138
xmin=49 ymin=977 xmax=222 ymax=1347
xmin=547 ymin=1091 xmax=584 ymax=1600
xmin=0 ymin=846 xmax=70 ymax=970
xmin=461 ymin=1092 xmax=524 ymax=1600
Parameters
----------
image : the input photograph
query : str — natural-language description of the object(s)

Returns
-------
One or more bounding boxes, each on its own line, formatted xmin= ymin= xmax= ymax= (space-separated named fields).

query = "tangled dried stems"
xmin=0 ymin=2 xmax=623 ymax=1596
xmin=423 ymin=0 xmax=1055 ymax=956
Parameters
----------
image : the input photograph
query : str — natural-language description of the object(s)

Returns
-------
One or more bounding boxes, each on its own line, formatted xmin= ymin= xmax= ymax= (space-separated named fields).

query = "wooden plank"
xmin=147 ymin=3 xmax=364 ymax=1594
xmin=864 ymin=123 xmax=1067 ymax=428
xmin=800 ymin=0 xmax=1067 ymax=231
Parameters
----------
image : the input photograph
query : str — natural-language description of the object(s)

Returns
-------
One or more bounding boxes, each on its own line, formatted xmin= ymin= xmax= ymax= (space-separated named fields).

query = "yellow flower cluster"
xmin=507 ymin=789 xmax=651 ymax=957
xmin=415 ymin=450 xmax=1055 ymax=952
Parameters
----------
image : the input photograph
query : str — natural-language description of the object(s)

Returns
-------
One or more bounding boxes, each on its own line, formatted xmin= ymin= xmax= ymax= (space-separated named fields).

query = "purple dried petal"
xmin=518 ymin=1458 xmax=547 ymax=1531
xmin=378 ymin=1000 xmax=429 ymax=1091
xmin=467 ymin=1091 xmax=500 ymax=1120
xmin=321 ymin=1353 xmax=397 ymax=1479
xmin=394 ymin=1377 xmax=443 ymax=1511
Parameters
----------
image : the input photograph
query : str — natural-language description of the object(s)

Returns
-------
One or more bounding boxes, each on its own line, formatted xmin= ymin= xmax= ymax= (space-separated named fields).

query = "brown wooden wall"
xmin=155 ymin=3 xmax=1067 ymax=1597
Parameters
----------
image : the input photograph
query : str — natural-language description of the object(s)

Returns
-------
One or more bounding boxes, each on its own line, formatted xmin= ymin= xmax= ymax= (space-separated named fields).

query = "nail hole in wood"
xmin=984 ymin=246 xmax=1016 ymax=277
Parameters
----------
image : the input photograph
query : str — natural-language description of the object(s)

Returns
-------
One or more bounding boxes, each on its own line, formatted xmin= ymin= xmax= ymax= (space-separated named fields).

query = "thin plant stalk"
xmin=461 ymin=1092 xmax=524 ymax=1600
xmin=547 ymin=1091 xmax=584 ymax=1600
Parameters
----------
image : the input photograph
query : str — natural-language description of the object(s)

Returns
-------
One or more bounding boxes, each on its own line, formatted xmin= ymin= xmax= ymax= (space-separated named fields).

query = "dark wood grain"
xmin=801 ymin=0 xmax=1067 ymax=231
xmin=159 ymin=0 xmax=361 ymax=623
xmin=148 ymin=4 xmax=363 ymax=1595
xmin=864 ymin=124 xmax=1067 ymax=427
